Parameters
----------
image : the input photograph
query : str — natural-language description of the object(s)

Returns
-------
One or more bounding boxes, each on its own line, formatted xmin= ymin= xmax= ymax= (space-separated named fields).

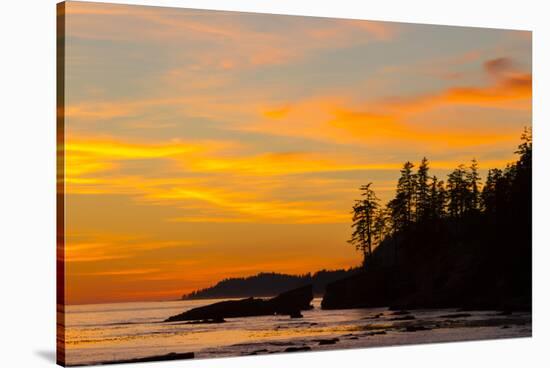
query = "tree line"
xmin=181 ymin=270 xmax=358 ymax=299
xmin=348 ymin=127 xmax=532 ymax=266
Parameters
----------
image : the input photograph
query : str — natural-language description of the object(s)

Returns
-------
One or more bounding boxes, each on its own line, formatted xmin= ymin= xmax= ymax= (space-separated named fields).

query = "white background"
xmin=1 ymin=0 xmax=549 ymax=367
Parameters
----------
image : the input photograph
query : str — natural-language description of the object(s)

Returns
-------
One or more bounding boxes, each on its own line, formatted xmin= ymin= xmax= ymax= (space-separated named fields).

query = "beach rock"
xmin=404 ymin=325 xmax=431 ymax=332
xmin=390 ymin=315 xmax=415 ymax=321
xmin=184 ymin=317 xmax=226 ymax=324
xmin=268 ymin=341 xmax=296 ymax=346
xmin=164 ymin=285 xmax=313 ymax=322
xmin=284 ymin=346 xmax=311 ymax=353
xmin=99 ymin=352 xmax=194 ymax=364
xmin=247 ymin=349 xmax=269 ymax=355
xmin=354 ymin=330 xmax=386 ymax=337
xmin=321 ymin=268 xmax=396 ymax=310
xmin=438 ymin=313 xmax=472 ymax=319
xmin=391 ymin=310 xmax=410 ymax=315
xmin=362 ymin=313 xmax=383 ymax=320
xmin=362 ymin=330 xmax=386 ymax=336
xmin=496 ymin=311 xmax=513 ymax=316
xmin=269 ymin=285 xmax=314 ymax=314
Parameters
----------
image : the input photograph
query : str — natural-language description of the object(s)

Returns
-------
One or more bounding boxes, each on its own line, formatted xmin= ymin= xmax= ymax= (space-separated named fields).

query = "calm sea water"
xmin=64 ymin=298 xmax=531 ymax=366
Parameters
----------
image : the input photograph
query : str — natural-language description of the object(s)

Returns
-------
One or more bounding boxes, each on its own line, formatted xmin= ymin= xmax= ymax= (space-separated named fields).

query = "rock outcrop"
xmin=165 ymin=285 xmax=313 ymax=322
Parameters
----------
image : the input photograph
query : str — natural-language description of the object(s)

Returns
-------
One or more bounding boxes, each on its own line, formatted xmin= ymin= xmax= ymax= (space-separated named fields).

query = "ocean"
xmin=64 ymin=298 xmax=531 ymax=366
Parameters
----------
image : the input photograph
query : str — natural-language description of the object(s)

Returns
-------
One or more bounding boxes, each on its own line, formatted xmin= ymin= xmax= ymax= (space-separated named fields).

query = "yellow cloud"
xmin=65 ymin=236 xmax=194 ymax=263
xmin=67 ymin=139 xmax=200 ymax=159
xmin=64 ymin=133 xmax=515 ymax=228
xmin=261 ymin=105 xmax=291 ymax=119
xmin=64 ymin=242 xmax=127 ymax=263
xmin=80 ymin=268 xmax=160 ymax=277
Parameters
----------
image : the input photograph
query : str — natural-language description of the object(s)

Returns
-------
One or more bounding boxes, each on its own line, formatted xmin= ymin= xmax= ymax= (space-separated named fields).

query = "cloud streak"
xmin=65 ymin=1 xmax=399 ymax=73
xmin=244 ymin=57 xmax=531 ymax=146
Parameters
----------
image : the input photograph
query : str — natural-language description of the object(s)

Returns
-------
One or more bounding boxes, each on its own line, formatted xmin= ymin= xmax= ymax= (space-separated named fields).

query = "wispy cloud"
xmin=77 ymin=268 xmax=160 ymax=277
xmin=66 ymin=1 xmax=399 ymax=71
xmin=243 ymin=57 xmax=530 ymax=146
xmin=65 ymin=236 xmax=195 ymax=263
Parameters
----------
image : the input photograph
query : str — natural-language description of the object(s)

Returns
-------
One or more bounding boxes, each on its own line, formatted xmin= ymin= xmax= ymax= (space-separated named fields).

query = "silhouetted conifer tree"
xmin=467 ymin=158 xmax=481 ymax=212
xmin=447 ymin=164 xmax=468 ymax=218
xmin=349 ymin=183 xmax=380 ymax=265
xmin=390 ymin=161 xmax=417 ymax=230
xmin=428 ymin=175 xmax=447 ymax=219
xmin=373 ymin=207 xmax=391 ymax=249
xmin=416 ymin=157 xmax=430 ymax=222
xmin=481 ymin=168 xmax=503 ymax=215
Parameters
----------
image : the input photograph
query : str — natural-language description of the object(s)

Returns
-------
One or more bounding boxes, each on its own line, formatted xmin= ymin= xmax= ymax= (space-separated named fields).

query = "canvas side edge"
xmin=56 ymin=2 xmax=67 ymax=367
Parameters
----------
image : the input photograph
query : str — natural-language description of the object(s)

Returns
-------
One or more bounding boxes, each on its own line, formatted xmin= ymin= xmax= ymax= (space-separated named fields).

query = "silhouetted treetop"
xmin=347 ymin=128 xmax=532 ymax=268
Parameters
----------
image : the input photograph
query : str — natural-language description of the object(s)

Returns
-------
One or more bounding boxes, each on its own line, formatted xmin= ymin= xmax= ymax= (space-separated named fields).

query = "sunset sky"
xmin=62 ymin=1 xmax=531 ymax=304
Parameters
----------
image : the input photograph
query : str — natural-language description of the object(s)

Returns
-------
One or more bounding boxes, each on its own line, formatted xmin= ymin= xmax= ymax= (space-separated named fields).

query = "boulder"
xmin=247 ymin=349 xmax=269 ymax=355
xmin=183 ymin=317 xmax=226 ymax=324
xmin=404 ymin=325 xmax=431 ymax=332
xmin=284 ymin=346 xmax=311 ymax=352
xmin=438 ymin=313 xmax=471 ymax=319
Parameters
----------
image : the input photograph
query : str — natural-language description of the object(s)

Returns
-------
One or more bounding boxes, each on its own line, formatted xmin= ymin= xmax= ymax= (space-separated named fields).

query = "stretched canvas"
xmin=56 ymin=1 xmax=532 ymax=366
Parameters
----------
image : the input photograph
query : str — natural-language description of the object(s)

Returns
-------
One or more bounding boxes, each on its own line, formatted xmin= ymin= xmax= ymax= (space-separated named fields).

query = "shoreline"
xmin=63 ymin=303 xmax=531 ymax=366
xmin=65 ymin=308 xmax=531 ymax=366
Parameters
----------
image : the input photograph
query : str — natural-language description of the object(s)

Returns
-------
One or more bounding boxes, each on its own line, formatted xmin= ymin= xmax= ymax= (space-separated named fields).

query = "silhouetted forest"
xmin=182 ymin=269 xmax=358 ymax=300
xmin=323 ymin=128 xmax=532 ymax=311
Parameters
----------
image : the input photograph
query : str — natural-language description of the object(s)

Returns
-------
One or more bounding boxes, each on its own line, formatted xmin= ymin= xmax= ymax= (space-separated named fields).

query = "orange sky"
xmin=61 ymin=2 xmax=531 ymax=304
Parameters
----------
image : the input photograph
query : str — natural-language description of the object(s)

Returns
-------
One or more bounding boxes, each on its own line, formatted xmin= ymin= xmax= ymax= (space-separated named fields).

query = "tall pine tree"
xmin=467 ymin=158 xmax=481 ymax=212
xmin=349 ymin=183 xmax=380 ymax=265
xmin=447 ymin=164 xmax=468 ymax=218
xmin=416 ymin=157 xmax=430 ymax=222
xmin=389 ymin=161 xmax=417 ymax=230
